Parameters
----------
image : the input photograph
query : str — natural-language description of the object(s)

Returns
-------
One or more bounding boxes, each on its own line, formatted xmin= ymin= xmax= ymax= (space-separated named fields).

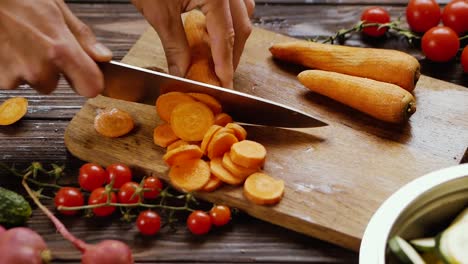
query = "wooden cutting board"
xmin=65 ymin=27 xmax=468 ymax=251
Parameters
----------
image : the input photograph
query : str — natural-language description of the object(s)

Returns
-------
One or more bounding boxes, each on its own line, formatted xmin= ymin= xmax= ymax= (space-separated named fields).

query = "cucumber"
xmin=411 ymin=237 xmax=436 ymax=252
xmin=389 ymin=236 xmax=426 ymax=264
xmin=437 ymin=221 xmax=468 ymax=264
xmin=0 ymin=187 xmax=32 ymax=226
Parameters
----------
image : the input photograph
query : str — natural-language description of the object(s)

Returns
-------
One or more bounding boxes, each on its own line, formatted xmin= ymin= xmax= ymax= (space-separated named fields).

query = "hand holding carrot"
xmin=131 ymin=0 xmax=255 ymax=89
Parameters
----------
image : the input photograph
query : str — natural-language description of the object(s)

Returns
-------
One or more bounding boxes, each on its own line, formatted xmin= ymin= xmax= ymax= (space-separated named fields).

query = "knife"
xmin=99 ymin=61 xmax=327 ymax=128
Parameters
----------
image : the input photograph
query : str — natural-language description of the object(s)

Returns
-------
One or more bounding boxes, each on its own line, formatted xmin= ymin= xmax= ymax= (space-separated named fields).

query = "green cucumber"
xmin=437 ymin=221 xmax=468 ymax=264
xmin=389 ymin=236 xmax=426 ymax=264
xmin=411 ymin=237 xmax=436 ymax=252
xmin=0 ymin=187 xmax=32 ymax=226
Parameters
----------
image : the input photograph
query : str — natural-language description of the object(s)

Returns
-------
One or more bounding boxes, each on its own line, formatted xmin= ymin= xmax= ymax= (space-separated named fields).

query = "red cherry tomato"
xmin=88 ymin=187 xmax=117 ymax=217
xmin=117 ymin=182 xmax=140 ymax=204
xmin=54 ymin=187 xmax=84 ymax=216
xmin=142 ymin=176 xmax=163 ymax=199
xmin=421 ymin=26 xmax=460 ymax=62
xmin=360 ymin=7 xmax=391 ymax=37
xmin=462 ymin=46 xmax=468 ymax=73
xmin=106 ymin=163 xmax=132 ymax=188
xmin=209 ymin=205 xmax=231 ymax=227
xmin=136 ymin=210 xmax=161 ymax=235
xmin=442 ymin=0 xmax=468 ymax=35
xmin=78 ymin=163 xmax=107 ymax=191
xmin=187 ymin=210 xmax=212 ymax=235
xmin=406 ymin=0 xmax=441 ymax=33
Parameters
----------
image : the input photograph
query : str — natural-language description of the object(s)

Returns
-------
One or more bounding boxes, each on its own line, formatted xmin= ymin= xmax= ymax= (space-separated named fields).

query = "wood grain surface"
xmin=64 ymin=24 xmax=468 ymax=251
xmin=1 ymin=2 xmax=467 ymax=263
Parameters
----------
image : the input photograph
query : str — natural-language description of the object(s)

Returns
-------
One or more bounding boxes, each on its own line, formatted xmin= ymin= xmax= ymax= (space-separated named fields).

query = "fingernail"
xmin=93 ymin=43 xmax=113 ymax=59
xmin=169 ymin=65 xmax=182 ymax=77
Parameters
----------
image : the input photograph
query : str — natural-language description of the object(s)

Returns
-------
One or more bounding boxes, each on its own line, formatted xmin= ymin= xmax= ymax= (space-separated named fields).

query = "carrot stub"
xmin=210 ymin=158 xmax=245 ymax=185
xmin=243 ymin=172 xmax=285 ymax=205
xmin=170 ymin=101 xmax=214 ymax=141
xmin=167 ymin=139 xmax=189 ymax=152
xmin=222 ymin=153 xmax=258 ymax=179
xmin=188 ymin=93 xmax=222 ymax=115
xmin=163 ymin=144 xmax=203 ymax=167
xmin=169 ymin=159 xmax=211 ymax=192
xmin=153 ymin=123 xmax=179 ymax=148
xmin=207 ymin=132 xmax=239 ymax=160
xmin=94 ymin=108 xmax=134 ymax=138
xmin=155 ymin=92 xmax=195 ymax=123
xmin=0 ymin=97 xmax=28 ymax=126
xmin=214 ymin=113 xmax=233 ymax=127
xmin=225 ymin=123 xmax=247 ymax=141
xmin=201 ymin=174 xmax=223 ymax=192
xmin=230 ymin=140 xmax=266 ymax=169
xmin=297 ymin=70 xmax=417 ymax=123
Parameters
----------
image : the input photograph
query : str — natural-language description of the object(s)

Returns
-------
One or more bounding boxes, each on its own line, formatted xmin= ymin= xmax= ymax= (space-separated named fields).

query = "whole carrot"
xmin=270 ymin=41 xmax=420 ymax=92
xmin=297 ymin=70 xmax=416 ymax=123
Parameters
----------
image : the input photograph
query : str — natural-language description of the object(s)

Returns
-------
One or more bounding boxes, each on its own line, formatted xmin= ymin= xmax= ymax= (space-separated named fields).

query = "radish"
xmin=22 ymin=178 xmax=134 ymax=264
xmin=0 ymin=227 xmax=52 ymax=264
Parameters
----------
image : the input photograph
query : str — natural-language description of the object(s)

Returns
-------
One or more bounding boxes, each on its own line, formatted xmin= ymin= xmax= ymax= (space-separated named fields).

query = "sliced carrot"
xmin=230 ymin=140 xmax=266 ymax=169
xmin=188 ymin=93 xmax=222 ymax=115
xmin=167 ymin=139 xmax=189 ymax=152
xmin=0 ymin=97 xmax=28 ymax=126
xmin=225 ymin=123 xmax=247 ymax=141
xmin=163 ymin=144 xmax=203 ymax=167
xmin=94 ymin=108 xmax=134 ymax=138
xmin=201 ymin=174 xmax=223 ymax=192
xmin=207 ymin=132 xmax=239 ymax=160
xmin=170 ymin=101 xmax=214 ymax=141
xmin=210 ymin=158 xmax=245 ymax=185
xmin=153 ymin=123 xmax=179 ymax=148
xmin=243 ymin=172 xmax=285 ymax=205
xmin=200 ymin=125 xmax=223 ymax=154
xmin=214 ymin=113 xmax=233 ymax=127
xmin=222 ymin=153 xmax=258 ymax=179
xmin=155 ymin=92 xmax=195 ymax=123
xmin=169 ymin=159 xmax=211 ymax=192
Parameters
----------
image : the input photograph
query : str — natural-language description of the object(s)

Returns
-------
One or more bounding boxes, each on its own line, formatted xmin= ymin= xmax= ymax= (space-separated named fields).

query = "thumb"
xmin=56 ymin=1 xmax=112 ymax=62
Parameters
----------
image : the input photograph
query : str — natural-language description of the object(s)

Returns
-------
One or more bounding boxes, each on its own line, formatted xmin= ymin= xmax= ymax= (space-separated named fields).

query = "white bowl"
xmin=359 ymin=163 xmax=468 ymax=263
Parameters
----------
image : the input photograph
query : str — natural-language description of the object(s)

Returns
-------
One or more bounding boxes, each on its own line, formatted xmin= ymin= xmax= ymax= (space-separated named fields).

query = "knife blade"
xmin=99 ymin=61 xmax=327 ymax=128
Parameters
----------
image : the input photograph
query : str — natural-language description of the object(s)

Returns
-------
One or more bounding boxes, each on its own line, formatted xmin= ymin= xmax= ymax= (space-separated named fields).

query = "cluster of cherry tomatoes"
xmin=360 ymin=0 xmax=468 ymax=72
xmin=53 ymin=163 xmax=231 ymax=236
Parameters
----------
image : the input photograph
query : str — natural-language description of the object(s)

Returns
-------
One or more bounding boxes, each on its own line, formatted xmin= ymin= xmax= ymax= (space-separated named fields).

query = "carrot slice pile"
xmin=214 ymin=113 xmax=233 ymax=126
xmin=201 ymin=174 xmax=223 ymax=192
xmin=170 ymin=101 xmax=214 ymax=141
xmin=210 ymin=158 xmax=245 ymax=185
xmin=200 ymin=125 xmax=222 ymax=154
xmin=169 ymin=159 xmax=211 ymax=192
xmin=230 ymin=140 xmax=266 ymax=169
xmin=153 ymin=123 xmax=179 ymax=148
xmin=167 ymin=139 xmax=189 ymax=152
xmin=243 ymin=173 xmax=284 ymax=205
xmin=225 ymin=123 xmax=247 ymax=141
xmin=156 ymin=92 xmax=195 ymax=123
xmin=207 ymin=132 xmax=238 ymax=160
xmin=163 ymin=144 xmax=203 ymax=167
xmin=94 ymin=108 xmax=134 ymax=138
xmin=0 ymin=97 xmax=28 ymax=126
xmin=222 ymin=153 xmax=258 ymax=179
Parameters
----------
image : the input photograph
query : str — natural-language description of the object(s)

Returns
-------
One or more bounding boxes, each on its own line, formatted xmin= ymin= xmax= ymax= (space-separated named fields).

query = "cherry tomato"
xmin=88 ymin=187 xmax=117 ymax=217
xmin=136 ymin=210 xmax=161 ymax=235
xmin=462 ymin=46 xmax=468 ymax=73
xmin=360 ymin=7 xmax=391 ymax=37
xmin=118 ymin=182 xmax=140 ymax=204
xmin=106 ymin=163 xmax=132 ymax=188
xmin=187 ymin=210 xmax=212 ymax=235
xmin=442 ymin=0 xmax=468 ymax=35
xmin=143 ymin=176 xmax=163 ymax=199
xmin=406 ymin=0 xmax=441 ymax=33
xmin=78 ymin=163 xmax=107 ymax=191
xmin=209 ymin=205 xmax=231 ymax=227
xmin=421 ymin=26 xmax=460 ymax=62
xmin=54 ymin=187 xmax=84 ymax=216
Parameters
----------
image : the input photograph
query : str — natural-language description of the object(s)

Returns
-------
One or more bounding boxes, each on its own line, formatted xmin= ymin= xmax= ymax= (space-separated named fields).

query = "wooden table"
xmin=0 ymin=1 xmax=466 ymax=263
